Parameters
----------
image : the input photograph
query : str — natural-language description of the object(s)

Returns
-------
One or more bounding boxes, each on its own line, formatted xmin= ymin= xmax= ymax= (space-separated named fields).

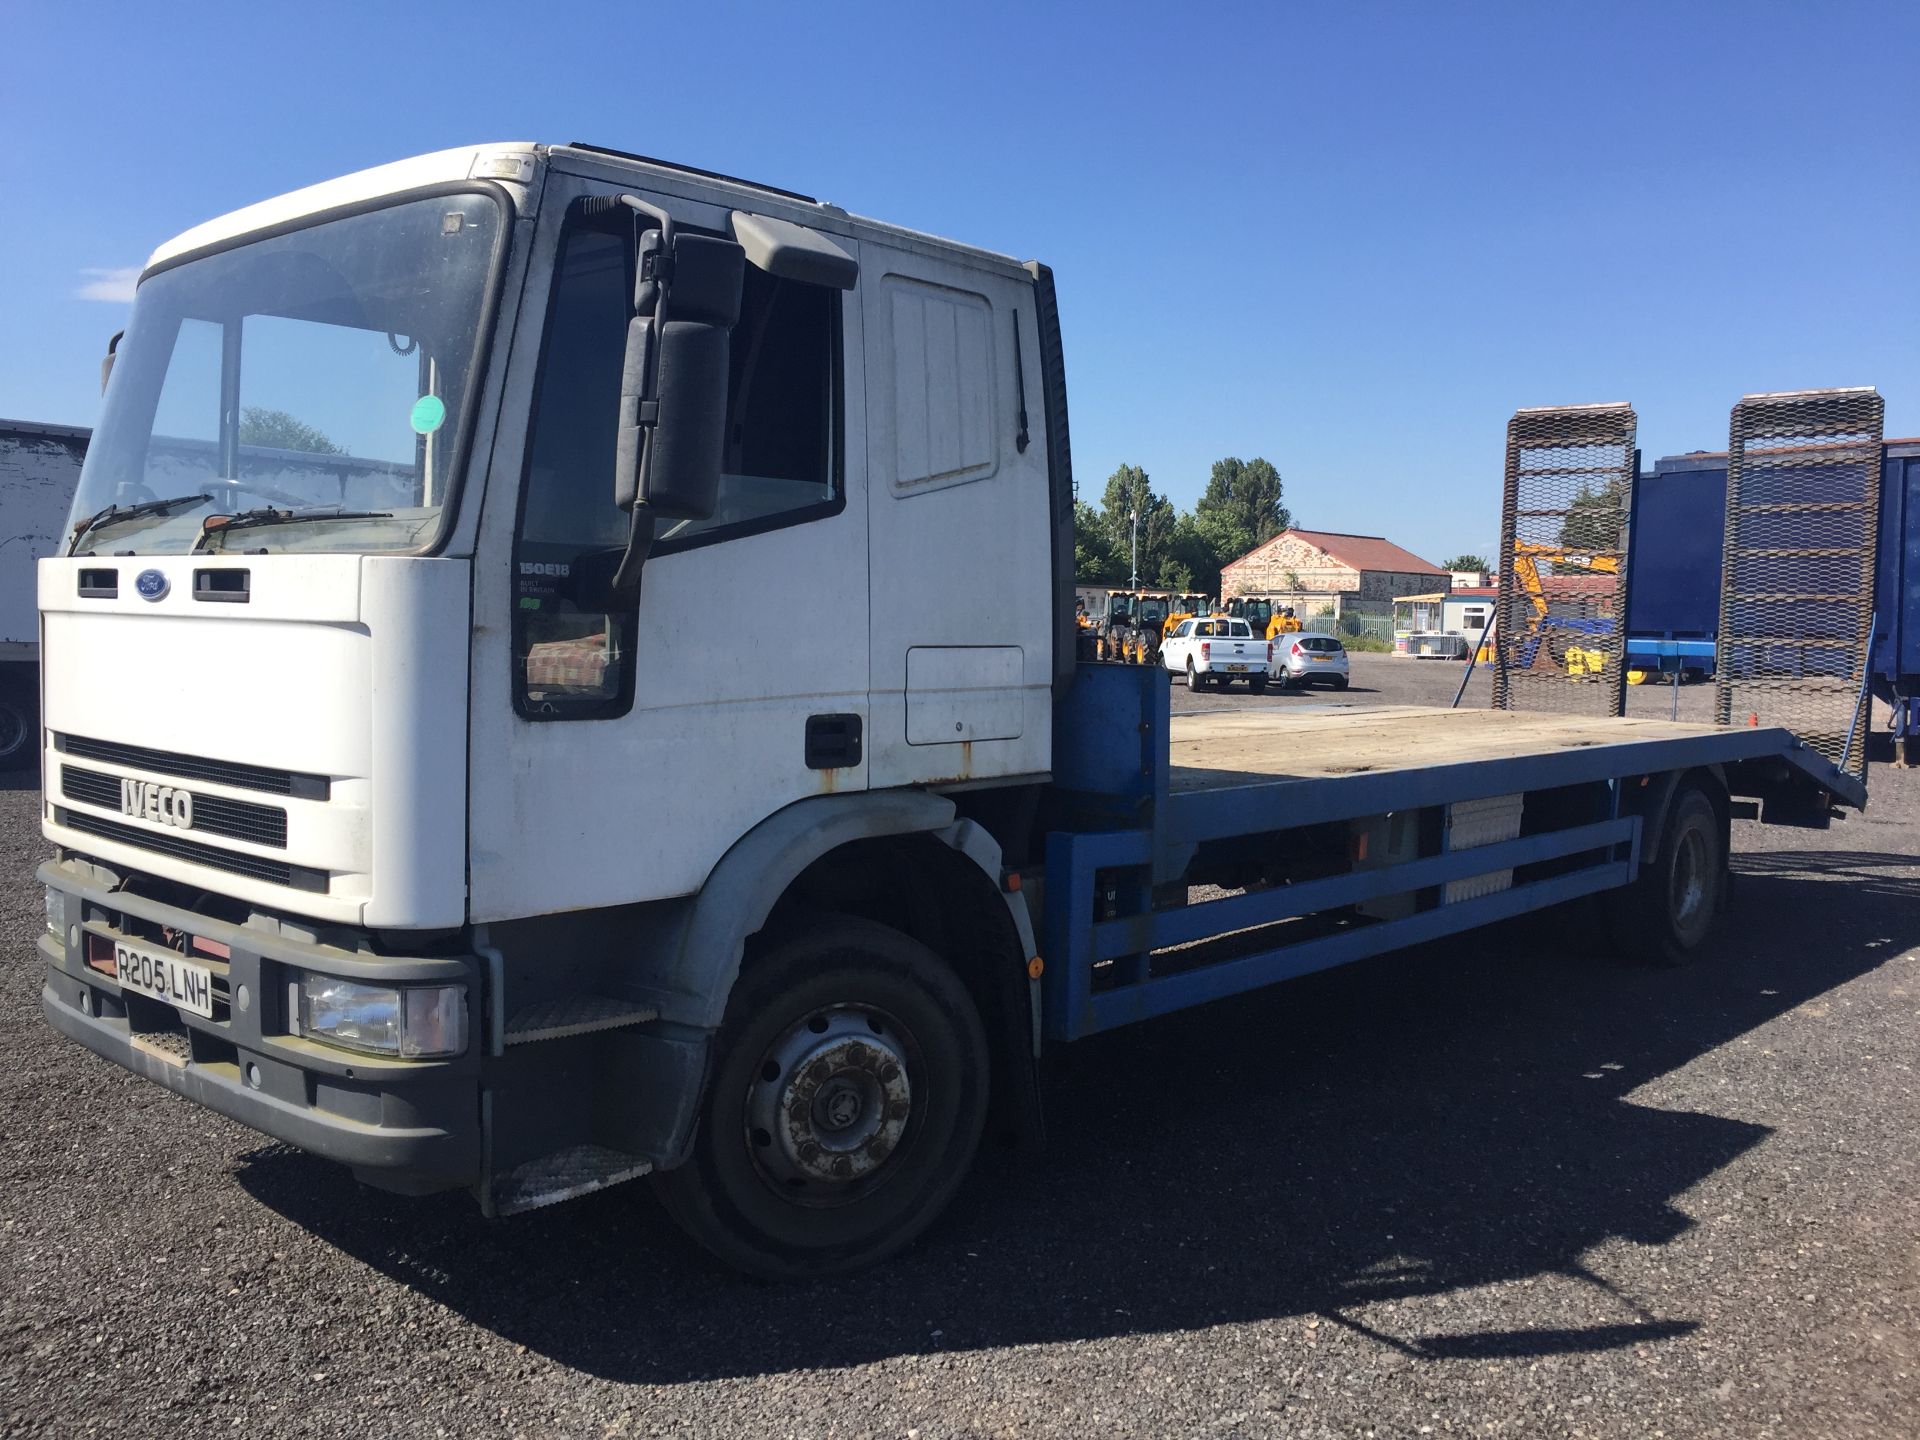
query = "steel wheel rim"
xmin=1670 ymin=825 xmax=1709 ymax=931
xmin=744 ymin=1004 xmax=916 ymax=1206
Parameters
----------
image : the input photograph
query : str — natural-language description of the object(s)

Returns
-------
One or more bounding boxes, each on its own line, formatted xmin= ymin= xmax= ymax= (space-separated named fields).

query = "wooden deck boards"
xmin=1167 ymin=704 xmax=1730 ymax=792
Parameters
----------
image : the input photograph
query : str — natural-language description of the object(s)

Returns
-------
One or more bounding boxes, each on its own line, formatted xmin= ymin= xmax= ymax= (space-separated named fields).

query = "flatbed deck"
xmin=1167 ymin=705 xmax=1735 ymax=789
xmin=1156 ymin=701 xmax=1863 ymax=845
xmin=1044 ymin=667 xmax=1866 ymax=1041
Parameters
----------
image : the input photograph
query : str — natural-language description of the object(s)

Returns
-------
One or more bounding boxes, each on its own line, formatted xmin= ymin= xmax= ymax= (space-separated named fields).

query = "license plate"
xmin=114 ymin=941 xmax=214 ymax=1019
xmin=1226 ymin=663 xmax=1248 ymax=672
xmin=1311 ymin=655 xmax=1331 ymax=662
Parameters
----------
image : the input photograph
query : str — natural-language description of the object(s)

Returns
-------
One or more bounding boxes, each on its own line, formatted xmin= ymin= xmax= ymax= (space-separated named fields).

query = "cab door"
xmin=468 ymin=168 xmax=870 ymax=920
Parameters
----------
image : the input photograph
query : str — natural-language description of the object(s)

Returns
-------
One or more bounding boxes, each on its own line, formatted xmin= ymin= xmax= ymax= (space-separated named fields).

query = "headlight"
xmin=44 ymin=888 xmax=64 ymax=936
xmin=290 ymin=973 xmax=467 ymax=1059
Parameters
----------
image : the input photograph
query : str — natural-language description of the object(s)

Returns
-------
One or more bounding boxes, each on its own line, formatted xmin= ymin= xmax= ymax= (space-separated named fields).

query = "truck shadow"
xmin=234 ymin=848 xmax=1920 ymax=1384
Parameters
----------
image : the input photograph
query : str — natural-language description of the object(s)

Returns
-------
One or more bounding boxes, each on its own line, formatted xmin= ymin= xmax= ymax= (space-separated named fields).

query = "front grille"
xmin=55 ymin=807 xmax=328 ymax=893
xmin=61 ymin=765 xmax=289 ymax=848
xmin=56 ymin=733 xmax=330 ymax=800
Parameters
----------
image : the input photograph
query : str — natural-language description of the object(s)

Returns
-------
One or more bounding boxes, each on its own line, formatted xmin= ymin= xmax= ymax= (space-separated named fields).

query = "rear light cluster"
xmin=1266 ymin=641 xmax=1274 ymax=664
xmin=1200 ymin=641 xmax=1211 ymax=661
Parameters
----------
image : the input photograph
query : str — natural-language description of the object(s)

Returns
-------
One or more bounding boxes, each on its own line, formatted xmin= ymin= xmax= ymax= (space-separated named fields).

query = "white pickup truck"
xmin=1161 ymin=615 xmax=1271 ymax=691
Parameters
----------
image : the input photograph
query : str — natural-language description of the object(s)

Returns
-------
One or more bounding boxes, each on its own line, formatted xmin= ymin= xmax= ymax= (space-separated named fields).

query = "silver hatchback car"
xmin=1275 ymin=632 xmax=1350 ymax=690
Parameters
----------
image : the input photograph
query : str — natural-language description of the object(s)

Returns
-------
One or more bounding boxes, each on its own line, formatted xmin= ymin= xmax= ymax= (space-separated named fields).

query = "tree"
xmin=1073 ymin=500 xmax=1124 ymax=582
xmin=1441 ymin=554 xmax=1491 ymax=572
xmin=1098 ymin=464 xmax=1176 ymax=586
xmin=1558 ymin=479 xmax=1626 ymax=554
xmin=238 ymin=407 xmax=343 ymax=455
xmin=1165 ymin=512 xmax=1229 ymax=596
xmin=1195 ymin=457 xmax=1290 ymax=557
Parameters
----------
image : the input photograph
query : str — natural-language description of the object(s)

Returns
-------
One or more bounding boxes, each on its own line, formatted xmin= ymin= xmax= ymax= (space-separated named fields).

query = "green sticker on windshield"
xmin=410 ymin=394 xmax=447 ymax=435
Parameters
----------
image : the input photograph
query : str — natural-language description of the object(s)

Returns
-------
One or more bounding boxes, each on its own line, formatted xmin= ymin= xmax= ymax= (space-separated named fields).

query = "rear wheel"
xmin=0 ymin=671 xmax=36 ymax=772
xmin=1332 ymin=676 xmax=1349 ymax=691
xmin=1186 ymin=661 xmax=1204 ymax=692
xmin=1248 ymin=675 xmax=1268 ymax=694
xmin=652 ymin=916 xmax=989 ymax=1280
xmin=1610 ymin=784 xmax=1726 ymax=965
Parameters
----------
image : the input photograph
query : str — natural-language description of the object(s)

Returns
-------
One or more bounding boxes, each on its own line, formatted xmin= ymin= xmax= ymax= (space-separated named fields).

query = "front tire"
xmin=652 ymin=916 xmax=990 ymax=1280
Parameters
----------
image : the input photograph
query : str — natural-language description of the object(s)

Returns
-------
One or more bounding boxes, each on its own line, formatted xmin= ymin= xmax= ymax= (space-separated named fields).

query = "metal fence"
xmin=1491 ymin=404 xmax=1636 ymax=716
xmin=1331 ymin=611 xmax=1396 ymax=648
xmin=1714 ymin=388 xmax=1884 ymax=782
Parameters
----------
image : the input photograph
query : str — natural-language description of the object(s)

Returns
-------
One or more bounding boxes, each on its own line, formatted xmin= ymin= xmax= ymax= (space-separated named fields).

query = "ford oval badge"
xmin=134 ymin=568 xmax=169 ymax=601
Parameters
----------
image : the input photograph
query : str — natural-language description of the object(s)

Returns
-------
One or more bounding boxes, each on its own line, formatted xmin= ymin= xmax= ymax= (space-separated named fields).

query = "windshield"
xmin=70 ymin=191 xmax=502 ymax=555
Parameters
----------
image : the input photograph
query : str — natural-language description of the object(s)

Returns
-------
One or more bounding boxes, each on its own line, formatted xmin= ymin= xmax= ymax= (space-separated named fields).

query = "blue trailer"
xmin=1038 ymin=663 xmax=1863 ymax=1042
xmin=1628 ymin=440 xmax=1920 ymax=761
xmin=1624 ymin=452 xmax=1725 ymax=681
xmin=1875 ymin=440 xmax=1920 ymax=764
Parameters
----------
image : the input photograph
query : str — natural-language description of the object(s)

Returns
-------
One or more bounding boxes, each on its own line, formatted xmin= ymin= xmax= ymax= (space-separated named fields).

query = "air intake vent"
xmin=61 ymin=765 xmax=289 ymax=849
xmin=54 ymin=808 xmax=327 ymax=893
xmin=54 ymin=734 xmax=329 ymax=800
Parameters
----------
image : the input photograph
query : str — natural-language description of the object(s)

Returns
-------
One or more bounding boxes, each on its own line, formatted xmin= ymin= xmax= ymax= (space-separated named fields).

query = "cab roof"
xmin=147 ymin=142 xmax=1035 ymax=284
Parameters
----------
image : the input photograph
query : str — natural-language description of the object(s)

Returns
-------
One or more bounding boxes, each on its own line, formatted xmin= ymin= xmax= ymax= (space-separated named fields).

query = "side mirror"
xmin=100 ymin=330 xmax=123 ymax=396
xmin=627 ymin=233 xmax=745 ymax=519
xmin=613 ymin=226 xmax=745 ymax=521
xmin=603 ymin=194 xmax=747 ymax=604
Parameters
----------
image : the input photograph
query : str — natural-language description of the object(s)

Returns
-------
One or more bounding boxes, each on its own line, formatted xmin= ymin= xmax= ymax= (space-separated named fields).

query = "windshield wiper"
xmin=67 ymin=493 xmax=211 ymax=555
xmin=193 ymin=506 xmax=394 ymax=552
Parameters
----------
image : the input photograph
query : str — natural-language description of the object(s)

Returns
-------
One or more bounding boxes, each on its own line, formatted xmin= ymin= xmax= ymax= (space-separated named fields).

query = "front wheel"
xmin=652 ymin=916 xmax=990 ymax=1280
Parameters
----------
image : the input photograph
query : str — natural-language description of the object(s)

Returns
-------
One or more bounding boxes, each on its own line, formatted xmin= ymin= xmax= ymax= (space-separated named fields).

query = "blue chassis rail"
xmin=1040 ymin=663 xmax=1862 ymax=1043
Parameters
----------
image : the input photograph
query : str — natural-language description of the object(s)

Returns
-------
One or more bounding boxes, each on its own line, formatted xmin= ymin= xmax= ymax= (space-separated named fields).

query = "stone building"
xmin=1219 ymin=529 xmax=1448 ymax=617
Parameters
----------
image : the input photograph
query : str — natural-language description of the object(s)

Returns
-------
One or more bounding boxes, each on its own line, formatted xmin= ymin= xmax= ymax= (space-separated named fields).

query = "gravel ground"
xmin=3 ymin=664 xmax=1916 ymax=1438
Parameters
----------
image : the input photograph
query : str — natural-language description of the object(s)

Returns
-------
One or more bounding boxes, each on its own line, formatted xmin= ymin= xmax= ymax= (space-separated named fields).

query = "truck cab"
xmin=38 ymin=143 xmax=1071 ymax=1276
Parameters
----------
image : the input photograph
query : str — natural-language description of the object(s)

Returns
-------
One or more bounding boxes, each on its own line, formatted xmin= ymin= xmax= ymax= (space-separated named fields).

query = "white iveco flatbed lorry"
xmin=35 ymin=144 xmax=1865 ymax=1278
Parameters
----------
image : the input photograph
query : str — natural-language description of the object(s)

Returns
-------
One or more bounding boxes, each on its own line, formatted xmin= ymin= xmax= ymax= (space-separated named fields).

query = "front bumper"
xmin=38 ymin=855 xmax=481 ymax=1192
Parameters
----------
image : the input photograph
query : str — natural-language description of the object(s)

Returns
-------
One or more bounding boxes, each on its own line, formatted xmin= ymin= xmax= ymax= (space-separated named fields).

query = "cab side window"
xmin=514 ymin=220 xmax=633 ymax=718
xmin=512 ymin=204 xmax=843 ymax=720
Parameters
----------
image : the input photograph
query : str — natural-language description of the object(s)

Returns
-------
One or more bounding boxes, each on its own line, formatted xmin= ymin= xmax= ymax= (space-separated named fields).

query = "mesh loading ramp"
xmin=1715 ymin=388 xmax=1884 ymax=785
xmin=1491 ymin=403 xmax=1636 ymax=717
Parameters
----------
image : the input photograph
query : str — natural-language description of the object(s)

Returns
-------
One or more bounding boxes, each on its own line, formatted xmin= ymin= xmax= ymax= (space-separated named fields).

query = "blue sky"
xmin=3 ymin=0 xmax=1915 ymax=564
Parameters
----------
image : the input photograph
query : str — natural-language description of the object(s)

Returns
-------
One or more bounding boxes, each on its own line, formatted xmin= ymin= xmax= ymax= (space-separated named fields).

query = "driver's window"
xmin=514 ymin=219 xmax=634 ymax=719
xmin=513 ymin=201 xmax=845 ymax=721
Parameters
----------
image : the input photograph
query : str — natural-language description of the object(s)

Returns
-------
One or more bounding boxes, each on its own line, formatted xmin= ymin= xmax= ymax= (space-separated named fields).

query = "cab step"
xmin=501 ymin=995 xmax=658 ymax=1045
xmin=493 ymin=1144 xmax=654 ymax=1215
